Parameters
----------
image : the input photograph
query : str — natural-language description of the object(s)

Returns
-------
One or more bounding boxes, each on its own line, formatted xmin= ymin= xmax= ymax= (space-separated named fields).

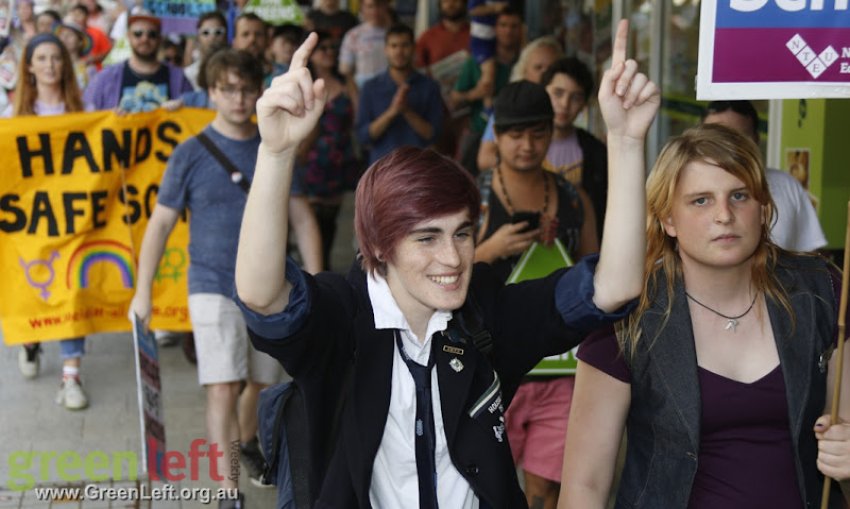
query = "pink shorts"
xmin=505 ymin=377 xmax=575 ymax=482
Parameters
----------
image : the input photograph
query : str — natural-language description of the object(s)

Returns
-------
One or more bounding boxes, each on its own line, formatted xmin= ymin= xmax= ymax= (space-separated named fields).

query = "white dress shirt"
xmin=366 ymin=273 xmax=479 ymax=509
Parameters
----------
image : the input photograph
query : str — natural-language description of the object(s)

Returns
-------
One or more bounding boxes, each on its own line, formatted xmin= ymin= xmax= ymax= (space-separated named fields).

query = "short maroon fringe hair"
xmin=354 ymin=147 xmax=480 ymax=275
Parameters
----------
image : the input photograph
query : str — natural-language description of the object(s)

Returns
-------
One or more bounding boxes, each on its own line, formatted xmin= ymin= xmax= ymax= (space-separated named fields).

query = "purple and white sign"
xmin=697 ymin=0 xmax=850 ymax=99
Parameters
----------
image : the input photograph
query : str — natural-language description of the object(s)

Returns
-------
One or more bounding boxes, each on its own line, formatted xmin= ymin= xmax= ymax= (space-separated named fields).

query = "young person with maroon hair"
xmin=235 ymin=22 xmax=657 ymax=508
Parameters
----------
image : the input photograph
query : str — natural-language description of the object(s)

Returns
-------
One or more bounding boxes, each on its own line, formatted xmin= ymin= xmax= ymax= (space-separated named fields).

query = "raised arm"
xmin=235 ymin=33 xmax=327 ymax=315
xmin=591 ymin=19 xmax=660 ymax=312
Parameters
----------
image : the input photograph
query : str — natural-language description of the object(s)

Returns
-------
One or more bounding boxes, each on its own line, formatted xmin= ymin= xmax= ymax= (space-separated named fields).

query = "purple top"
xmin=82 ymin=61 xmax=193 ymax=111
xmin=578 ymin=329 xmax=803 ymax=509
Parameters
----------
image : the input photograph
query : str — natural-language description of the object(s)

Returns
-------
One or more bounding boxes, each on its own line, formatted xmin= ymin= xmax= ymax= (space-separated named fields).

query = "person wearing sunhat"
xmin=54 ymin=21 xmax=95 ymax=90
xmin=83 ymin=9 xmax=192 ymax=112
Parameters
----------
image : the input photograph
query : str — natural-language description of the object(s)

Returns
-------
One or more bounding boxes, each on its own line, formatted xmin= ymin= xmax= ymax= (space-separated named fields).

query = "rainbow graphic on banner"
xmin=66 ymin=240 xmax=135 ymax=290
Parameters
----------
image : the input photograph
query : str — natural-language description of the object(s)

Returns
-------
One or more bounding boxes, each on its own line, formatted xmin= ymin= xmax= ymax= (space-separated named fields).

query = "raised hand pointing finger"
xmin=611 ymin=18 xmax=628 ymax=69
xmin=257 ymin=32 xmax=327 ymax=154
xmin=288 ymin=31 xmax=316 ymax=111
xmin=598 ymin=19 xmax=659 ymax=140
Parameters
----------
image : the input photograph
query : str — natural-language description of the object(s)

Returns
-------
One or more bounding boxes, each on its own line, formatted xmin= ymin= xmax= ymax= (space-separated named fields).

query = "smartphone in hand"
xmin=510 ymin=211 xmax=541 ymax=233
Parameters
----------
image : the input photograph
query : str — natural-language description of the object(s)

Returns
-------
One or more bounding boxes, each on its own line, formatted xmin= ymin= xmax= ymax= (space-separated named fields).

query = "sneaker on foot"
xmin=18 ymin=343 xmax=40 ymax=379
xmin=55 ymin=377 xmax=88 ymax=410
xmin=181 ymin=333 xmax=197 ymax=365
xmin=240 ymin=438 xmax=270 ymax=488
xmin=154 ymin=330 xmax=181 ymax=347
xmin=218 ymin=491 xmax=244 ymax=509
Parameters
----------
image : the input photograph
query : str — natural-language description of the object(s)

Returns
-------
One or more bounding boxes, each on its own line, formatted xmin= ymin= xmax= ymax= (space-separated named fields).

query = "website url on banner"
xmin=28 ymin=308 xmax=107 ymax=328
xmin=33 ymin=484 xmax=239 ymax=504
xmin=27 ymin=305 xmax=188 ymax=329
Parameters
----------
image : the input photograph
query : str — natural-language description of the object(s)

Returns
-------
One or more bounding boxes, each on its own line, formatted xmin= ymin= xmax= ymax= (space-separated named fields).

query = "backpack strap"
xmin=196 ymin=132 xmax=251 ymax=193
xmin=281 ymin=387 xmax=309 ymax=508
xmin=462 ymin=292 xmax=494 ymax=357
xmin=444 ymin=288 xmax=493 ymax=359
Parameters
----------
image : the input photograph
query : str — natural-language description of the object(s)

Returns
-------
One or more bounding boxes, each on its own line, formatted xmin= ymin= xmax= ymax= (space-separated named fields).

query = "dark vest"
xmin=618 ymin=254 xmax=838 ymax=508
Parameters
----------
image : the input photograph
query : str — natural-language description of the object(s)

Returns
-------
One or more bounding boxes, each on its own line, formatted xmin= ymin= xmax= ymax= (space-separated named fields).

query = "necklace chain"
xmin=495 ymin=165 xmax=549 ymax=216
xmin=685 ymin=291 xmax=758 ymax=332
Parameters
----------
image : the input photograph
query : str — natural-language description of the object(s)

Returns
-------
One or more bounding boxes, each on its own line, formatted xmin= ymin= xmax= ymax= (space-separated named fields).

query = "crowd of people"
xmin=2 ymin=1 xmax=845 ymax=509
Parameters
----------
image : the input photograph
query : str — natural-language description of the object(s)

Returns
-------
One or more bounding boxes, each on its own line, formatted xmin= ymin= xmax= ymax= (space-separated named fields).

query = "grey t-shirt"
xmin=157 ymin=126 xmax=259 ymax=297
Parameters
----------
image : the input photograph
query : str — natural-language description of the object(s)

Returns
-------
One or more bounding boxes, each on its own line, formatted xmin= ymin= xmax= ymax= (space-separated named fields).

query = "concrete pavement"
xmin=0 ymin=194 xmax=358 ymax=508
xmin=0 ymin=332 xmax=277 ymax=508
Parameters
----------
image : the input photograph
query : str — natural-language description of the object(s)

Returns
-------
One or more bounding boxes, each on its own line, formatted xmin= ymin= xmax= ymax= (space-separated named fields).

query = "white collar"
xmin=367 ymin=271 xmax=453 ymax=343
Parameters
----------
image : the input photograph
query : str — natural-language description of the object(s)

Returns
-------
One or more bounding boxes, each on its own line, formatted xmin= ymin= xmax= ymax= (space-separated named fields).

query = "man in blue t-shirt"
xmin=130 ymin=49 xmax=321 ymax=507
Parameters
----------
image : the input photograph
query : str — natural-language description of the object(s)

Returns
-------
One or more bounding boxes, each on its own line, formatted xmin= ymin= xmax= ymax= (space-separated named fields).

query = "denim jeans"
xmin=58 ymin=337 xmax=85 ymax=359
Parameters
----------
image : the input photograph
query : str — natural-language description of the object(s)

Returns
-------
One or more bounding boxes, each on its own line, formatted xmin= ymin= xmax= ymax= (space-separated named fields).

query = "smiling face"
xmin=663 ymin=159 xmax=764 ymax=272
xmin=384 ymin=210 xmax=475 ymax=325
xmin=28 ymin=42 xmax=63 ymax=88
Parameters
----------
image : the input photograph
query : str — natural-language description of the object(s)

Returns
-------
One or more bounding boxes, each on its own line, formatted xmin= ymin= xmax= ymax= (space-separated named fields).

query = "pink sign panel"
xmin=697 ymin=1 xmax=850 ymax=99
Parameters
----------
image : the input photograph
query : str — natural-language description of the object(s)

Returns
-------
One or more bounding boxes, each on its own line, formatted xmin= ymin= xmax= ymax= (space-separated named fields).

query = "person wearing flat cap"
xmin=475 ymin=80 xmax=598 ymax=279
xmin=472 ymin=79 xmax=600 ymax=508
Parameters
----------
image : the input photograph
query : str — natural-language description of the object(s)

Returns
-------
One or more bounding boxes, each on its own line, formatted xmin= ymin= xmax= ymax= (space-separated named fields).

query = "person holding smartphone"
xmin=472 ymin=78 xmax=600 ymax=508
xmin=474 ymin=80 xmax=598 ymax=280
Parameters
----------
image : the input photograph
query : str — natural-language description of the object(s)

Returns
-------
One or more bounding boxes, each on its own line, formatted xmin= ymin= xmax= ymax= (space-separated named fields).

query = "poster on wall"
xmin=697 ymin=0 xmax=850 ymax=99
xmin=785 ymin=148 xmax=818 ymax=209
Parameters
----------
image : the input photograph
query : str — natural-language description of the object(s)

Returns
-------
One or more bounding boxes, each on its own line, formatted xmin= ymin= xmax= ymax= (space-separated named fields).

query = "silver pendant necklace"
xmin=684 ymin=291 xmax=758 ymax=332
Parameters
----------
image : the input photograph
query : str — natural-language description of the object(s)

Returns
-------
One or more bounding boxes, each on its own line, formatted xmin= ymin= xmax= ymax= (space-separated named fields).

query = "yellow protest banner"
xmin=0 ymin=108 xmax=215 ymax=345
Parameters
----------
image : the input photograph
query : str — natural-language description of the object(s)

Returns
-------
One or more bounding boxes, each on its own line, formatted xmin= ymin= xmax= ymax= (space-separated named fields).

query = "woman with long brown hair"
xmin=8 ymin=33 xmax=91 ymax=411
xmin=6 ymin=32 xmax=85 ymax=117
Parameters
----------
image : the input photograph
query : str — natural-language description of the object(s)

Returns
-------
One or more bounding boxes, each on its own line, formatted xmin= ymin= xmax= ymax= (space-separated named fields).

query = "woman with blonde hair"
xmin=509 ymin=35 xmax=565 ymax=83
xmin=559 ymin=123 xmax=850 ymax=508
xmin=8 ymin=33 xmax=92 ymax=411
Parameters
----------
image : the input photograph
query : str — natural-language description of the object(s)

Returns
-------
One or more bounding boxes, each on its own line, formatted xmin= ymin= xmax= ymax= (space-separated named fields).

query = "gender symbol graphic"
xmin=20 ymin=251 xmax=60 ymax=300
xmin=155 ymin=247 xmax=187 ymax=283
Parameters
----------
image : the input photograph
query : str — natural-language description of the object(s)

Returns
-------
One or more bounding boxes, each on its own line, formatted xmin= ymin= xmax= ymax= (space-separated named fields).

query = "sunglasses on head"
xmin=132 ymin=29 xmax=160 ymax=39
xmin=200 ymin=27 xmax=226 ymax=37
